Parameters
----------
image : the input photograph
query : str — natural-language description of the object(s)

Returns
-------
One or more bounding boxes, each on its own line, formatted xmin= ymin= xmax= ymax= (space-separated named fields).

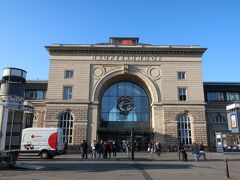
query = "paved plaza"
xmin=0 ymin=152 xmax=240 ymax=180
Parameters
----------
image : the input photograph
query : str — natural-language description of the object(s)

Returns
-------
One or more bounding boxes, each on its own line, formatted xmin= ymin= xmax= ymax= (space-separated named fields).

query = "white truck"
xmin=20 ymin=128 xmax=64 ymax=159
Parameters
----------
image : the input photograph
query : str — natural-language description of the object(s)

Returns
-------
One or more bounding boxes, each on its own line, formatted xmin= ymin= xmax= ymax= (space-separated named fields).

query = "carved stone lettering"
xmin=91 ymin=55 xmax=161 ymax=61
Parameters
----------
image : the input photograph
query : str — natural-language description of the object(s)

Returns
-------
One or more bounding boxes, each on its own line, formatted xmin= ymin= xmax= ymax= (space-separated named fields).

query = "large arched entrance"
xmin=97 ymin=78 xmax=152 ymax=150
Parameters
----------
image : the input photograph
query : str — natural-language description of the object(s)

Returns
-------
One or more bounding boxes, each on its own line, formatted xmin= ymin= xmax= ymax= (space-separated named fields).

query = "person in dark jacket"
xmin=62 ymin=141 xmax=68 ymax=154
xmin=81 ymin=140 xmax=88 ymax=159
xmin=178 ymin=140 xmax=184 ymax=161
xmin=98 ymin=140 xmax=104 ymax=159
xmin=156 ymin=142 xmax=162 ymax=156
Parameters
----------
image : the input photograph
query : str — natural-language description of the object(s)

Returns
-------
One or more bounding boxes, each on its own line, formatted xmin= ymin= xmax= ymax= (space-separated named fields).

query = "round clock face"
xmin=117 ymin=96 xmax=134 ymax=115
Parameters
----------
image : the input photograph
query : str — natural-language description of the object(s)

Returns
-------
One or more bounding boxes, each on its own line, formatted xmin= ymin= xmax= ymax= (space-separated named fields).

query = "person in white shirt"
xmin=91 ymin=140 xmax=96 ymax=159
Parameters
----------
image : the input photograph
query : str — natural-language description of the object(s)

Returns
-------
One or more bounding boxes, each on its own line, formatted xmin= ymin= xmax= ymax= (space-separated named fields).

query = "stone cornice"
xmin=45 ymin=45 xmax=207 ymax=57
xmin=45 ymin=100 xmax=90 ymax=105
xmin=152 ymin=102 xmax=206 ymax=106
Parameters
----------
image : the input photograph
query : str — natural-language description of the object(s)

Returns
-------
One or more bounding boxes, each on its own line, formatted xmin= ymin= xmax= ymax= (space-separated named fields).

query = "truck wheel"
xmin=40 ymin=151 xmax=49 ymax=159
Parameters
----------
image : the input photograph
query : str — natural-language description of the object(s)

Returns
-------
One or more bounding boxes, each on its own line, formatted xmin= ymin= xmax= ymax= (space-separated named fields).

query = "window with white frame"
xmin=60 ymin=112 xmax=73 ymax=143
xmin=213 ymin=115 xmax=226 ymax=123
xmin=177 ymin=114 xmax=192 ymax=144
xmin=178 ymin=72 xmax=186 ymax=80
xmin=64 ymin=70 xmax=73 ymax=79
xmin=226 ymin=92 xmax=240 ymax=101
xmin=63 ymin=86 xmax=72 ymax=100
xmin=178 ymin=88 xmax=187 ymax=101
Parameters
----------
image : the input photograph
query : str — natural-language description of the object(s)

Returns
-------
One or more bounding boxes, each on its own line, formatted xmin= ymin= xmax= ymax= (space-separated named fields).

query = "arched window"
xmin=177 ymin=114 xmax=192 ymax=144
xmin=100 ymin=81 xmax=150 ymax=131
xmin=60 ymin=112 xmax=73 ymax=143
xmin=213 ymin=115 xmax=226 ymax=123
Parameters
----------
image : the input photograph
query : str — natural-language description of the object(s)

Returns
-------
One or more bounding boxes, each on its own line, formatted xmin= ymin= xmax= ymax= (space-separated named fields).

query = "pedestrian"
xmin=63 ymin=141 xmax=68 ymax=154
xmin=95 ymin=140 xmax=99 ymax=158
xmin=107 ymin=140 xmax=112 ymax=158
xmin=91 ymin=140 xmax=96 ymax=159
xmin=198 ymin=141 xmax=206 ymax=160
xmin=156 ymin=142 xmax=162 ymax=156
xmin=112 ymin=140 xmax=117 ymax=157
xmin=81 ymin=140 xmax=88 ymax=159
xmin=103 ymin=140 xmax=108 ymax=159
xmin=192 ymin=142 xmax=200 ymax=161
xmin=182 ymin=148 xmax=188 ymax=161
xmin=148 ymin=141 xmax=153 ymax=157
xmin=80 ymin=144 xmax=83 ymax=158
xmin=98 ymin=140 xmax=103 ymax=159
xmin=125 ymin=141 xmax=129 ymax=157
xmin=178 ymin=140 xmax=184 ymax=161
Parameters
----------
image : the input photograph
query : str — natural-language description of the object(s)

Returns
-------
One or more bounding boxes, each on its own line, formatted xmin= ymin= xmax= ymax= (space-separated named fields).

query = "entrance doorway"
xmin=97 ymin=130 xmax=152 ymax=151
xmin=98 ymin=80 xmax=152 ymax=152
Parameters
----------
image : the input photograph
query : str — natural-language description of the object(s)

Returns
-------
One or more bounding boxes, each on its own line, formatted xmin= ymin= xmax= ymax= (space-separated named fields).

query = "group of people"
xmin=191 ymin=141 xmax=206 ymax=161
xmin=178 ymin=140 xmax=206 ymax=161
xmin=80 ymin=139 xmax=206 ymax=161
xmin=80 ymin=139 xmax=118 ymax=159
xmin=80 ymin=139 xmax=142 ymax=159
xmin=147 ymin=141 xmax=162 ymax=157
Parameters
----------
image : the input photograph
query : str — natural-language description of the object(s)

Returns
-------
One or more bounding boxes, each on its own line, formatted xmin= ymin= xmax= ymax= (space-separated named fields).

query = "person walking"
xmin=91 ymin=140 xmax=96 ymax=159
xmin=98 ymin=140 xmax=104 ymax=159
xmin=178 ymin=140 xmax=184 ymax=161
xmin=112 ymin=140 xmax=117 ymax=157
xmin=81 ymin=140 xmax=88 ymax=159
xmin=148 ymin=141 xmax=153 ymax=158
xmin=63 ymin=141 xmax=68 ymax=154
xmin=125 ymin=141 xmax=129 ymax=157
xmin=156 ymin=142 xmax=162 ymax=156
xmin=107 ymin=140 xmax=112 ymax=158
xmin=198 ymin=141 xmax=206 ymax=160
xmin=103 ymin=140 xmax=108 ymax=159
xmin=192 ymin=142 xmax=200 ymax=161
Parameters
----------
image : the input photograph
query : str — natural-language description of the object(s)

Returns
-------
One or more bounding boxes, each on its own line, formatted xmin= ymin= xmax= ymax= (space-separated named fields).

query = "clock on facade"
xmin=117 ymin=96 xmax=135 ymax=115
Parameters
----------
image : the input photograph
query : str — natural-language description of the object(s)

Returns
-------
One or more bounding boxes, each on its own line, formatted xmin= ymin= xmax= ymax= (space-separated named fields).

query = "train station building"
xmin=24 ymin=37 xmax=211 ymax=150
xmin=2 ymin=37 xmax=238 ymax=150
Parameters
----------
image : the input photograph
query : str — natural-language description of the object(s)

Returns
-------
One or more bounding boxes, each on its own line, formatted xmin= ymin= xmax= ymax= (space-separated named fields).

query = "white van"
xmin=20 ymin=128 xmax=64 ymax=159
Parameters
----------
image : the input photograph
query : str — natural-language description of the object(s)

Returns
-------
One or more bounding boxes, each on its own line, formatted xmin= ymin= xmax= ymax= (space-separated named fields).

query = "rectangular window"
xmin=34 ymin=90 xmax=45 ymax=100
xmin=63 ymin=86 xmax=72 ymax=100
xmin=178 ymin=72 xmax=186 ymax=80
xmin=25 ymin=90 xmax=45 ymax=100
xmin=226 ymin=92 xmax=240 ymax=101
xmin=25 ymin=90 xmax=34 ymax=99
xmin=178 ymin=88 xmax=187 ymax=101
xmin=64 ymin=70 xmax=73 ymax=79
xmin=207 ymin=92 xmax=224 ymax=102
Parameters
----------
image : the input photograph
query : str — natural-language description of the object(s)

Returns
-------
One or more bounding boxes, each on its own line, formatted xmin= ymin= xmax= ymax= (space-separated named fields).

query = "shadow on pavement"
xmin=1 ymin=162 xmax=192 ymax=172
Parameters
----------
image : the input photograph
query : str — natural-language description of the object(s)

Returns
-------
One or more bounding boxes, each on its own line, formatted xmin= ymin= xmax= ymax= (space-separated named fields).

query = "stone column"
xmin=152 ymin=104 xmax=165 ymax=143
xmin=87 ymin=103 xmax=99 ymax=143
xmin=191 ymin=109 xmax=207 ymax=145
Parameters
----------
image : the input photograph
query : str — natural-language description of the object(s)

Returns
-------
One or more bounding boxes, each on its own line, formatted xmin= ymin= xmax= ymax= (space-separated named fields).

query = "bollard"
xmin=224 ymin=155 xmax=230 ymax=179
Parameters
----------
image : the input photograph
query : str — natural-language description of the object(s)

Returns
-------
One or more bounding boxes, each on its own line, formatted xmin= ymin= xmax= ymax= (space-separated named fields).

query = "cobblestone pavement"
xmin=0 ymin=152 xmax=240 ymax=180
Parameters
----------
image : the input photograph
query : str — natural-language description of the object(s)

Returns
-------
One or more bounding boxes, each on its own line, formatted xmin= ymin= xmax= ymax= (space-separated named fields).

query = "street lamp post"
xmin=131 ymin=127 xmax=134 ymax=160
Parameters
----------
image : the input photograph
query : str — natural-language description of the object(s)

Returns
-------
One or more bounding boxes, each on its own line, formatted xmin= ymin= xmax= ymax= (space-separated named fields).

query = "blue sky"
xmin=0 ymin=0 xmax=240 ymax=81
